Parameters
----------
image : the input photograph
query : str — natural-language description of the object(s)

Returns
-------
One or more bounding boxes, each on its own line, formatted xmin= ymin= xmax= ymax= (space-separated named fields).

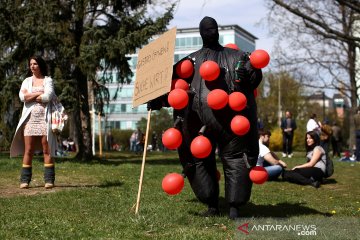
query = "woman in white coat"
xmin=10 ymin=56 xmax=57 ymax=189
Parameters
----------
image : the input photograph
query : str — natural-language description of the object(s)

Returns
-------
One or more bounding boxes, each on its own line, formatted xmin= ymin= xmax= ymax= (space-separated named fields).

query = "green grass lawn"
xmin=0 ymin=151 xmax=359 ymax=240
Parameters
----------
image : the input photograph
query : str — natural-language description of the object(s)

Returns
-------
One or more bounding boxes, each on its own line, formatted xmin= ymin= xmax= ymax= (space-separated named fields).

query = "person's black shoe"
xmin=229 ymin=207 xmax=240 ymax=220
xmin=310 ymin=181 xmax=320 ymax=188
xmin=200 ymin=207 xmax=220 ymax=217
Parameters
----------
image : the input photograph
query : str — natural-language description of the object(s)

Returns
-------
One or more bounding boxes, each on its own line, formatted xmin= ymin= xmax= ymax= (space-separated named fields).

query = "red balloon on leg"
xmin=249 ymin=166 xmax=268 ymax=184
xmin=162 ymin=173 xmax=185 ymax=195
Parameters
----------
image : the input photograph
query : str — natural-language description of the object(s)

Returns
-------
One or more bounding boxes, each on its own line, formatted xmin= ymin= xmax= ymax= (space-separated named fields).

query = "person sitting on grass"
xmin=257 ymin=129 xmax=287 ymax=180
xmin=282 ymin=131 xmax=326 ymax=188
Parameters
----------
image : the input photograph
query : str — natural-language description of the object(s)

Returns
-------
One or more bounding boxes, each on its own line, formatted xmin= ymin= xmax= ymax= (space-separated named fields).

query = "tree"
xmin=136 ymin=108 xmax=173 ymax=140
xmin=0 ymin=0 xmax=175 ymax=160
xmin=257 ymin=71 xmax=307 ymax=128
xmin=265 ymin=0 xmax=360 ymax=145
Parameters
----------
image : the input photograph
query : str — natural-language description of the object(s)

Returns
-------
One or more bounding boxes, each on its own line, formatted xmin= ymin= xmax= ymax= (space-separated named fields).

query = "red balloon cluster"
xmin=162 ymin=173 xmax=185 ymax=195
xmin=228 ymin=92 xmax=247 ymax=111
xmin=207 ymin=89 xmax=228 ymax=110
xmin=171 ymin=78 xmax=189 ymax=91
xmin=162 ymin=128 xmax=182 ymax=150
xmin=190 ymin=135 xmax=212 ymax=158
xmin=168 ymin=89 xmax=189 ymax=109
xmin=224 ymin=43 xmax=240 ymax=50
xmin=176 ymin=59 xmax=194 ymax=78
xmin=250 ymin=49 xmax=270 ymax=69
xmin=249 ymin=166 xmax=268 ymax=184
xmin=231 ymin=115 xmax=250 ymax=136
xmin=199 ymin=60 xmax=220 ymax=81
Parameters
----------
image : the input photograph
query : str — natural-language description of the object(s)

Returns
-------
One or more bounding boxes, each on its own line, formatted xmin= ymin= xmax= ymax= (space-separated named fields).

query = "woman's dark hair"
xmin=28 ymin=56 xmax=48 ymax=76
xmin=305 ymin=131 xmax=320 ymax=152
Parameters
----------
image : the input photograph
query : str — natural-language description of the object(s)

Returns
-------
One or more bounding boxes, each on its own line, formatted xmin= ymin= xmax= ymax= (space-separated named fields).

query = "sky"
xmin=168 ymin=0 xmax=274 ymax=53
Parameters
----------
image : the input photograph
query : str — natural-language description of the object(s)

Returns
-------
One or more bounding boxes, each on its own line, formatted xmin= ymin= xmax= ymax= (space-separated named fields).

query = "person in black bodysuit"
xmin=148 ymin=16 xmax=262 ymax=219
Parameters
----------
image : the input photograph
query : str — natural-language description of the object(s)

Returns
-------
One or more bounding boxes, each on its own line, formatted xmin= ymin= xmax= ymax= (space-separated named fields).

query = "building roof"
xmin=177 ymin=24 xmax=258 ymax=41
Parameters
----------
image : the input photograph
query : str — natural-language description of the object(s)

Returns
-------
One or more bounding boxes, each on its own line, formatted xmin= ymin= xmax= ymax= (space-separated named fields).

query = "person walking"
xmin=331 ymin=122 xmax=342 ymax=157
xmin=10 ymin=56 xmax=57 ymax=189
xmin=280 ymin=110 xmax=297 ymax=158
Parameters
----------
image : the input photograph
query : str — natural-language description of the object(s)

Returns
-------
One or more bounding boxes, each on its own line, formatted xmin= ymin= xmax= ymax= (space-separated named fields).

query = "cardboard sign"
xmin=132 ymin=27 xmax=176 ymax=107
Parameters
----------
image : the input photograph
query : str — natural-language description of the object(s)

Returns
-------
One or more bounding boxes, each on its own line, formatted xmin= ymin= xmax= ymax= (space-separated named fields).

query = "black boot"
xmin=20 ymin=165 xmax=32 ymax=189
xmin=229 ymin=206 xmax=240 ymax=220
xmin=44 ymin=164 xmax=55 ymax=189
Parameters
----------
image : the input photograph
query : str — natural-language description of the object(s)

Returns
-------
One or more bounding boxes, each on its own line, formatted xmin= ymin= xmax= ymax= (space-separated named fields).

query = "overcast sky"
xmin=168 ymin=0 xmax=274 ymax=53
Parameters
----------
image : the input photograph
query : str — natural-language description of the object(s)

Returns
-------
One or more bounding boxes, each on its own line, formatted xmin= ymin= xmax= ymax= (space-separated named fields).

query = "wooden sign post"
xmin=133 ymin=27 xmax=176 ymax=214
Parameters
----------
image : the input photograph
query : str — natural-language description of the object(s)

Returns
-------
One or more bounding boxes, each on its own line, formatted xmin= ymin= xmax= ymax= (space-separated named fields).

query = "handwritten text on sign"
xmin=132 ymin=27 xmax=176 ymax=107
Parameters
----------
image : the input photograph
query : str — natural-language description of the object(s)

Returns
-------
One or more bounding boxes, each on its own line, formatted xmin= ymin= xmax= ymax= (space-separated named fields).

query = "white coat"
xmin=10 ymin=76 xmax=58 ymax=157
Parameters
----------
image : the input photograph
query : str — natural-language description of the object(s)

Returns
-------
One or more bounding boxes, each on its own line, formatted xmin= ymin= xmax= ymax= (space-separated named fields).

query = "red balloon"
xmin=190 ymin=135 xmax=212 ymax=158
xmin=199 ymin=60 xmax=220 ymax=81
xmin=224 ymin=43 xmax=239 ymax=50
xmin=228 ymin=92 xmax=247 ymax=111
xmin=168 ymin=89 xmax=189 ymax=109
xmin=207 ymin=89 xmax=228 ymax=110
xmin=216 ymin=169 xmax=221 ymax=181
xmin=176 ymin=60 xmax=194 ymax=78
xmin=249 ymin=166 xmax=268 ymax=184
xmin=254 ymin=88 xmax=258 ymax=98
xmin=171 ymin=78 xmax=189 ymax=91
xmin=231 ymin=115 xmax=250 ymax=136
xmin=162 ymin=173 xmax=185 ymax=195
xmin=250 ymin=49 xmax=270 ymax=69
xmin=162 ymin=128 xmax=182 ymax=150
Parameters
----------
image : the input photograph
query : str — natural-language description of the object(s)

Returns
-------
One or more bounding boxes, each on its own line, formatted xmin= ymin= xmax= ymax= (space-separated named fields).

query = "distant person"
xmin=129 ymin=130 xmax=137 ymax=152
xmin=282 ymin=131 xmax=326 ymax=188
xmin=257 ymin=130 xmax=287 ymax=180
xmin=331 ymin=122 xmax=342 ymax=157
xmin=10 ymin=56 xmax=57 ymax=189
xmin=318 ymin=120 xmax=332 ymax=154
xmin=151 ymin=131 xmax=158 ymax=151
xmin=354 ymin=107 xmax=360 ymax=161
xmin=257 ymin=117 xmax=264 ymax=131
xmin=136 ymin=128 xmax=144 ymax=154
xmin=281 ymin=110 xmax=297 ymax=158
xmin=106 ymin=131 xmax=113 ymax=151
xmin=306 ymin=113 xmax=320 ymax=133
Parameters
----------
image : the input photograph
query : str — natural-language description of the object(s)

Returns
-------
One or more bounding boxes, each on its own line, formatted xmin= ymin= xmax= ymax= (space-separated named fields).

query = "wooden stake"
xmin=135 ymin=109 xmax=152 ymax=214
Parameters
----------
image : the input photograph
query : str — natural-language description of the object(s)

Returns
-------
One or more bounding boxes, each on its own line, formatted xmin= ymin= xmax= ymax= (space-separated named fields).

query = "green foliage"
xmin=111 ymin=129 xmax=133 ymax=151
xmin=257 ymin=71 xmax=308 ymax=129
xmin=136 ymin=108 xmax=173 ymax=140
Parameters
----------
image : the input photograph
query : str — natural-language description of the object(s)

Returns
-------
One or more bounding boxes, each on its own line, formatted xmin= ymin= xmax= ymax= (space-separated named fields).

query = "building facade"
xmin=95 ymin=25 xmax=258 ymax=132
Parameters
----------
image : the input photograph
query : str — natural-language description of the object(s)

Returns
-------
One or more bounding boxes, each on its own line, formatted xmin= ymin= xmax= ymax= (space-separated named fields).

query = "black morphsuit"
xmin=148 ymin=17 xmax=262 ymax=219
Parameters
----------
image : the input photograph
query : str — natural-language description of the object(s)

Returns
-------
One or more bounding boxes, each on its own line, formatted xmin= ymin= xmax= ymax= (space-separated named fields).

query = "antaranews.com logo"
xmin=237 ymin=222 xmax=317 ymax=236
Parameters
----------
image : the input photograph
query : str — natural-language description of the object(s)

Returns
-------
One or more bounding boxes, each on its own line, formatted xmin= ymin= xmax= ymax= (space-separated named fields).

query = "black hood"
xmin=199 ymin=16 xmax=221 ymax=49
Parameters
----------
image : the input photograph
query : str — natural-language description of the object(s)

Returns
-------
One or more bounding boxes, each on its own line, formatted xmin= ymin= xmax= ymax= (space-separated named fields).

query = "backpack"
xmin=323 ymin=154 xmax=334 ymax=178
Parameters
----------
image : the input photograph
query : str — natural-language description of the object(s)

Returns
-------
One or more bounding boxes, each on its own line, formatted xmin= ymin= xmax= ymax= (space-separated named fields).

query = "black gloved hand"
xmin=147 ymin=98 xmax=163 ymax=111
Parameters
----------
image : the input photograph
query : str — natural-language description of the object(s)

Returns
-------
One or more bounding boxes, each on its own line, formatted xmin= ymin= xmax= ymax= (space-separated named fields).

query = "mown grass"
xmin=0 ymin=151 xmax=359 ymax=240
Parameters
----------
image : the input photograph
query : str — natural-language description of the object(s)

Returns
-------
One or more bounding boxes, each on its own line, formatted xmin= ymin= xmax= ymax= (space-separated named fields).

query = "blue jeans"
xmin=264 ymin=165 xmax=283 ymax=180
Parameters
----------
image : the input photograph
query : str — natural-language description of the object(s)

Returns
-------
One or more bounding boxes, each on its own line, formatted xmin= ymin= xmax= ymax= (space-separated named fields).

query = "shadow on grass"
xmin=33 ymin=180 xmax=124 ymax=189
xmin=187 ymin=197 xmax=327 ymax=218
xmin=322 ymin=178 xmax=337 ymax=184
xmin=52 ymin=151 xmax=180 ymax=166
